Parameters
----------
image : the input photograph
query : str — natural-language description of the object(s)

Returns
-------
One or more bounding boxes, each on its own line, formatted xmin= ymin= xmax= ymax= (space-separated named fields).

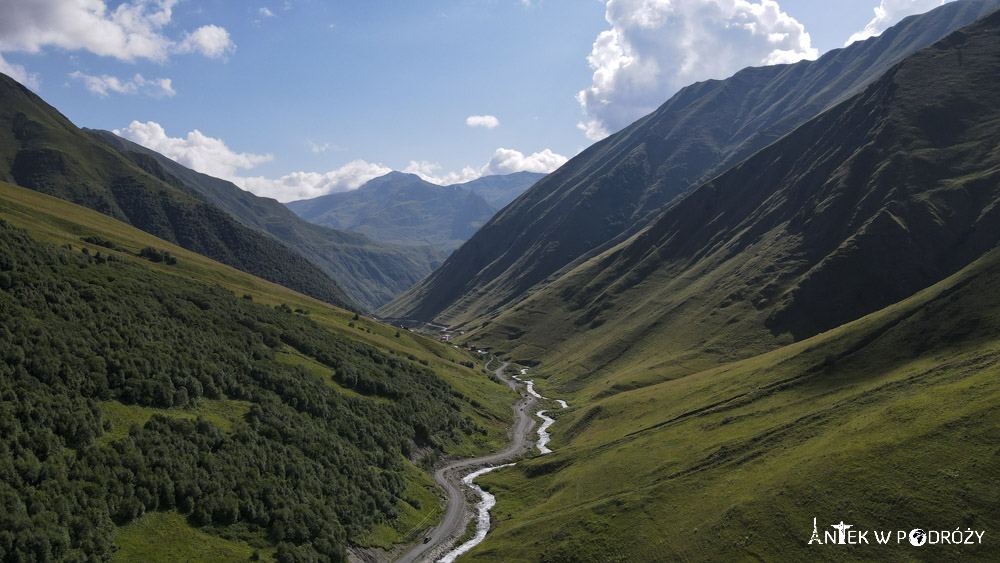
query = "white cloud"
xmin=115 ymin=120 xmax=273 ymax=180
xmin=406 ymin=147 xmax=568 ymax=185
xmin=241 ymin=162 xmax=392 ymax=201
xmin=307 ymin=140 xmax=345 ymax=154
xmin=0 ymin=0 xmax=234 ymax=84
xmin=404 ymin=161 xmax=482 ymax=186
xmin=114 ymin=120 xmax=388 ymax=201
xmin=482 ymin=148 xmax=567 ymax=175
xmin=70 ymin=71 xmax=174 ymax=97
xmin=260 ymin=7 xmax=276 ymax=17
xmin=578 ymin=0 xmax=817 ymax=140
xmin=114 ymin=121 xmax=565 ymax=201
xmin=466 ymin=115 xmax=500 ymax=129
xmin=0 ymin=53 xmax=40 ymax=90
xmin=176 ymin=25 xmax=235 ymax=59
xmin=846 ymin=0 xmax=951 ymax=45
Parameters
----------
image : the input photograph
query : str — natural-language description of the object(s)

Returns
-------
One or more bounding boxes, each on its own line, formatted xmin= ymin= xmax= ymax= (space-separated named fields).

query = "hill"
xmin=464 ymin=10 xmax=1000 ymax=560
xmin=92 ymin=132 xmax=447 ymax=311
xmin=0 ymin=180 xmax=516 ymax=561
xmin=286 ymin=171 xmax=496 ymax=253
xmin=380 ymin=0 xmax=1000 ymax=325
xmin=0 ymin=73 xmax=357 ymax=311
xmin=465 ymin=5 xmax=1000 ymax=395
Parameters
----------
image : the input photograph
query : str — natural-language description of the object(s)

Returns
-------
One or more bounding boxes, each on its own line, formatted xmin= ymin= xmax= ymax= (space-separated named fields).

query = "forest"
xmin=0 ymin=219 xmax=484 ymax=562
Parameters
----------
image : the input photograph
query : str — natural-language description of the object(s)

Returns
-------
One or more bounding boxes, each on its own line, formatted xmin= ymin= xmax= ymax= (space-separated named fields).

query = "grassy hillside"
xmin=473 ymin=244 xmax=1000 ymax=561
xmin=380 ymin=0 xmax=1000 ymax=326
xmin=287 ymin=172 xmax=496 ymax=253
xmin=0 ymin=73 xmax=358 ymax=311
xmin=0 ymin=181 xmax=516 ymax=561
xmin=95 ymin=132 xmax=446 ymax=310
xmin=463 ymin=8 xmax=1000 ymax=402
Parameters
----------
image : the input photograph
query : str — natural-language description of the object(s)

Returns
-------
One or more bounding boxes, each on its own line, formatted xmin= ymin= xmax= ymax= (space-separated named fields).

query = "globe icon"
xmin=909 ymin=529 xmax=927 ymax=546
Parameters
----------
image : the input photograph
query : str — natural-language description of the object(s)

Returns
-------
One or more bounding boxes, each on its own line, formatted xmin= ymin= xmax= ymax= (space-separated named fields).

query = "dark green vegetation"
xmin=0 ymin=74 xmax=356 ymax=311
xmin=287 ymin=172 xmax=497 ymax=253
xmin=447 ymin=7 xmax=1000 ymax=561
xmin=0 ymin=218 xmax=481 ymax=561
xmin=95 ymin=133 xmax=446 ymax=310
xmin=452 ymin=171 xmax=544 ymax=209
xmin=0 ymin=181 xmax=517 ymax=561
xmin=380 ymin=0 xmax=1000 ymax=325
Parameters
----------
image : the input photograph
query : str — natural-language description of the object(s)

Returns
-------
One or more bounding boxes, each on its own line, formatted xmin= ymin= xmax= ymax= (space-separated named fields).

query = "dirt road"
xmin=396 ymin=360 xmax=537 ymax=563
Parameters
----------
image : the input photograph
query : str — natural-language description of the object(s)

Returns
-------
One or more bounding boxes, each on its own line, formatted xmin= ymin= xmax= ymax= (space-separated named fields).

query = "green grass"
xmin=467 ymin=247 xmax=1000 ymax=561
xmin=97 ymin=400 xmax=253 ymax=446
xmin=112 ymin=512 xmax=273 ymax=563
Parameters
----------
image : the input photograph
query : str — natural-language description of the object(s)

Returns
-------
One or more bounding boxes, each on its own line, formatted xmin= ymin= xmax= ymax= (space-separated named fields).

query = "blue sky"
xmin=0 ymin=0 xmax=953 ymax=200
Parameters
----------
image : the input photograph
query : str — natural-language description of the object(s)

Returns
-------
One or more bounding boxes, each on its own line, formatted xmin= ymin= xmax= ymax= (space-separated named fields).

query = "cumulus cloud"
xmin=846 ymin=0 xmax=951 ymax=45
xmin=577 ymin=0 xmax=817 ymax=140
xmin=115 ymin=120 xmax=273 ymax=180
xmin=115 ymin=121 xmax=565 ymax=201
xmin=241 ymin=162 xmax=392 ymax=201
xmin=466 ymin=115 xmax=500 ymax=129
xmin=115 ymin=120 xmax=389 ymax=201
xmin=176 ymin=25 xmax=235 ymax=59
xmin=404 ymin=161 xmax=482 ymax=186
xmin=0 ymin=0 xmax=234 ymax=86
xmin=70 ymin=71 xmax=174 ymax=97
xmin=260 ymin=7 xmax=276 ymax=17
xmin=405 ymin=148 xmax=568 ymax=185
xmin=0 ymin=53 xmax=40 ymax=90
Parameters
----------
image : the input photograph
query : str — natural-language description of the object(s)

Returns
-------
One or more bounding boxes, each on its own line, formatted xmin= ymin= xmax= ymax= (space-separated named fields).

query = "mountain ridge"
xmin=380 ymin=0 xmax=1000 ymax=325
xmin=286 ymin=171 xmax=500 ymax=253
xmin=92 ymin=132 xmax=447 ymax=311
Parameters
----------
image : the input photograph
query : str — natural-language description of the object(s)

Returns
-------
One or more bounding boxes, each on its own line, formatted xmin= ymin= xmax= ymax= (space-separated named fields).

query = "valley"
xmin=2 ymin=1 xmax=999 ymax=561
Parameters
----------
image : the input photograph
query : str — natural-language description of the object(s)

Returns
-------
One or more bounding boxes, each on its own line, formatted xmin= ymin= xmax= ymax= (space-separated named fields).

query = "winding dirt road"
xmin=396 ymin=360 xmax=538 ymax=563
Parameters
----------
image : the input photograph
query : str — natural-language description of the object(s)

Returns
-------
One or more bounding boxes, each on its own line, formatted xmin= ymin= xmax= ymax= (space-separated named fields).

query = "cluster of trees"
xmin=0 ymin=220 xmax=484 ymax=561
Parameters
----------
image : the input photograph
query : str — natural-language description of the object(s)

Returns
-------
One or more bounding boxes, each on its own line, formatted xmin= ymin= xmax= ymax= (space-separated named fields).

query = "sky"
xmin=0 ymin=0 xmax=955 ymax=201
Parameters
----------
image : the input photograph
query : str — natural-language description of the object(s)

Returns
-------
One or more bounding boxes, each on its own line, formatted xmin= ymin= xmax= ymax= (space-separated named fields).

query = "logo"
xmin=807 ymin=518 xmax=984 ymax=547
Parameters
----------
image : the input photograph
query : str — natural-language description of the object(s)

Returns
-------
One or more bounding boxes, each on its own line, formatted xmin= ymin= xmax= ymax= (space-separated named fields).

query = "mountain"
xmin=462 ymin=10 xmax=1000 ymax=561
xmin=93 ymin=132 xmax=447 ymax=311
xmin=286 ymin=171 xmax=496 ymax=253
xmin=0 ymin=73 xmax=357 ymax=310
xmin=0 ymin=180 xmax=514 ymax=561
xmin=462 ymin=5 xmax=1000 ymax=391
xmin=455 ymin=171 xmax=544 ymax=208
xmin=380 ymin=0 xmax=1000 ymax=325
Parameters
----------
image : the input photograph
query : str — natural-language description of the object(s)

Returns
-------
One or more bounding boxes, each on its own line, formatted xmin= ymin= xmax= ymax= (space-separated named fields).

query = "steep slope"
xmin=0 ymin=73 xmax=356 ymax=310
xmin=454 ymin=171 xmax=544 ymax=208
xmin=0 ymin=181 xmax=516 ymax=561
xmin=287 ymin=171 xmax=496 ymax=253
xmin=478 ymin=239 xmax=1000 ymax=561
xmin=381 ymin=0 xmax=1000 ymax=324
xmin=471 ymin=8 xmax=1000 ymax=396
xmin=93 ymin=132 xmax=447 ymax=311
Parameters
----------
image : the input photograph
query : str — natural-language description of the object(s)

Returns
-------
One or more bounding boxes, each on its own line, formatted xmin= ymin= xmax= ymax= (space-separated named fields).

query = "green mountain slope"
xmin=287 ymin=172 xmax=497 ymax=253
xmin=0 ymin=73 xmax=356 ymax=311
xmin=0 ymin=181 xmax=515 ymax=561
xmin=380 ymin=0 xmax=1000 ymax=325
xmin=468 ymin=7 xmax=1000 ymax=396
xmin=478 ymin=240 xmax=1000 ymax=561
xmin=92 ymin=132 xmax=447 ymax=311
xmin=460 ymin=14 xmax=1000 ymax=559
